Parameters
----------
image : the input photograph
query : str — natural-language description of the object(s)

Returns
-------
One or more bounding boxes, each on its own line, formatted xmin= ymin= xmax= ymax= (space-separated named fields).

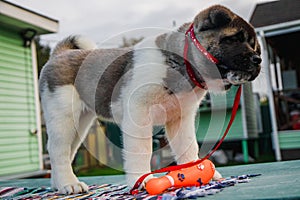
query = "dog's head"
xmin=191 ymin=5 xmax=261 ymax=90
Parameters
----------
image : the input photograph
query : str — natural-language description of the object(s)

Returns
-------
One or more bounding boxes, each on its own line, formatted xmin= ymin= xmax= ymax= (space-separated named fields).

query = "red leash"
xmin=130 ymin=23 xmax=242 ymax=194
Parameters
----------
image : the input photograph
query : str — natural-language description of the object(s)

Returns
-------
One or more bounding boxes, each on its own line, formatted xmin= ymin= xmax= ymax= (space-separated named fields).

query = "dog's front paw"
xmin=212 ymin=170 xmax=223 ymax=181
xmin=57 ymin=181 xmax=89 ymax=194
xmin=50 ymin=167 xmax=89 ymax=194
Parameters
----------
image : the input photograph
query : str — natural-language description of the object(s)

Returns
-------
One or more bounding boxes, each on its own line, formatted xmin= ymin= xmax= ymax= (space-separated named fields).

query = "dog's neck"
xmin=155 ymin=24 xmax=207 ymax=92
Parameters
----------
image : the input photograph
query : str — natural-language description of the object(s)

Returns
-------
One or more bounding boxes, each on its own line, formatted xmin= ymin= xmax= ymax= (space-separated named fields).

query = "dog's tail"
xmin=51 ymin=35 xmax=97 ymax=56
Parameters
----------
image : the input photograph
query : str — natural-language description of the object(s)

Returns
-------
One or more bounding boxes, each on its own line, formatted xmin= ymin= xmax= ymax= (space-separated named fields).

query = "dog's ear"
xmin=194 ymin=5 xmax=234 ymax=32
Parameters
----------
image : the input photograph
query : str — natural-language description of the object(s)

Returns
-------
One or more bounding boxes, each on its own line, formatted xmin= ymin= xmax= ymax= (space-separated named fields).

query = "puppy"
xmin=39 ymin=5 xmax=261 ymax=194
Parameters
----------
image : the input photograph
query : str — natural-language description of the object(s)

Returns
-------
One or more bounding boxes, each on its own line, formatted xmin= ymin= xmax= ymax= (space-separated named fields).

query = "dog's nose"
xmin=250 ymin=55 xmax=262 ymax=65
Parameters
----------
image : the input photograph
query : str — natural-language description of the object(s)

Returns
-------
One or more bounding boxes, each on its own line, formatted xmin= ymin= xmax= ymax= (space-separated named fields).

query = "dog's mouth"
xmin=217 ymin=64 xmax=260 ymax=89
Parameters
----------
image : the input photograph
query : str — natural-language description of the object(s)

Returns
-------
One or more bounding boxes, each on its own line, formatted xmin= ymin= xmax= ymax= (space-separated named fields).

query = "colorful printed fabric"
xmin=0 ymin=174 xmax=260 ymax=200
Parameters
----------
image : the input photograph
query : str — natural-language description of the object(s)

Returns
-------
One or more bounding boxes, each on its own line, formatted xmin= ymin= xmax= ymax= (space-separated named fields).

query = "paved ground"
xmin=1 ymin=160 xmax=300 ymax=199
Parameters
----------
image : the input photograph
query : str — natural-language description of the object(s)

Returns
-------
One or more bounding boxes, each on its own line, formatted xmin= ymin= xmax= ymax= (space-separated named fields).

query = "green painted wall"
xmin=196 ymin=109 xmax=243 ymax=141
xmin=196 ymin=84 xmax=258 ymax=142
xmin=0 ymin=27 xmax=40 ymax=176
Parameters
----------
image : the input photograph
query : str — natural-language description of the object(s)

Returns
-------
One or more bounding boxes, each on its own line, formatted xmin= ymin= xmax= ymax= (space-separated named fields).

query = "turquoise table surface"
xmin=1 ymin=160 xmax=300 ymax=199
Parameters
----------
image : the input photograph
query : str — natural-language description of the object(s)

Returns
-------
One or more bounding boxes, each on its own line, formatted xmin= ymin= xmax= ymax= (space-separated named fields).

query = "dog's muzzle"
xmin=217 ymin=54 xmax=262 ymax=85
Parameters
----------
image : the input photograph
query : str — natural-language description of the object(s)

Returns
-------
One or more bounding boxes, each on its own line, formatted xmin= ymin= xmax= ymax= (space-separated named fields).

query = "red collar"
xmin=184 ymin=23 xmax=219 ymax=90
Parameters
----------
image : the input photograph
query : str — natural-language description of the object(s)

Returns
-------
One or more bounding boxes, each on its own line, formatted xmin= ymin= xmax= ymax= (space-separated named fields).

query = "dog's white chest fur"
xmin=149 ymin=88 xmax=205 ymax=125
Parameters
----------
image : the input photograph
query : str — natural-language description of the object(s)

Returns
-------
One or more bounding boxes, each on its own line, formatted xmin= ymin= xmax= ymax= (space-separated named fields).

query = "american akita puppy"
xmin=39 ymin=5 xmax=261 ymax=194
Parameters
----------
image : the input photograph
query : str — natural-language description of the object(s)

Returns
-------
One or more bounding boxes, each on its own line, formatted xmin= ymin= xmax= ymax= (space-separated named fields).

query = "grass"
xmin=76 ymin=165 xmax=125 ymax=177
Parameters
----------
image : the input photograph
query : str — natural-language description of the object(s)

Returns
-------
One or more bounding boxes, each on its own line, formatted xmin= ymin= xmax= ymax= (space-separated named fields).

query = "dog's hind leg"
xmin=42 ymin=85 xmax=90 ymax=194
xmin=70 ymin=110 xmax=96 ymax=162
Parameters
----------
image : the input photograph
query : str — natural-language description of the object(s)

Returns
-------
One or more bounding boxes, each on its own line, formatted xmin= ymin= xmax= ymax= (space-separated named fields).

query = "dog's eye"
xmin=249 ymin=38 xmax=256 ymax=48
xmin=221 ymin=31 xmax=245 ymax=44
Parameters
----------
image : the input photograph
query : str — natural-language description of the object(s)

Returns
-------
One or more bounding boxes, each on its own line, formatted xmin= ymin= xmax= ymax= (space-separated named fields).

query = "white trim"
xmin=0 ymin=1 xmax=58 ymax=33
xmin=0 ymin=170 xmax=50 ymax=180
xmin=255 ymin=19 xmax=300 ymax=37
xmin=275 ymin=59 xmax=283 ymax=91
xmin=31 ymin=41 xmax=44 ymax=170
xmin=257 ymin=31 xmax=281 ymax=161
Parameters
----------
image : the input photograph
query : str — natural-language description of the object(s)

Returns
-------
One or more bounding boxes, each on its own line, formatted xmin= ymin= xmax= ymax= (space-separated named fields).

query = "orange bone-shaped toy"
xmin=145 ymin=159 xmax=215 ymax=195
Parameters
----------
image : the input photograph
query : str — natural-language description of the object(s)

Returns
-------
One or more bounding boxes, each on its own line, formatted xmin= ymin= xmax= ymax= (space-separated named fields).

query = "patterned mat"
xmin=0 ymin=174 xmax=260 ymax=200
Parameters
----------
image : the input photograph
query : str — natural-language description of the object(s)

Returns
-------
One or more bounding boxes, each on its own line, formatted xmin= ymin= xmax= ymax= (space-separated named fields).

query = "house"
xmin=250 ymin=0 xmax=300 ymax=160
xmin=0 ymin=0 xmax=58 ymax=178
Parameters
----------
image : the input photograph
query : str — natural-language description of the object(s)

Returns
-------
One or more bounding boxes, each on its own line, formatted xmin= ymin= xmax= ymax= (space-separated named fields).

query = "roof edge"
xmin=255 ymin=19 xmax=300 ymax=37
xmin=0 ymin=0 xmax=59 ymax=33
xmin=1 ymin=0 xmax=58 ymax=23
